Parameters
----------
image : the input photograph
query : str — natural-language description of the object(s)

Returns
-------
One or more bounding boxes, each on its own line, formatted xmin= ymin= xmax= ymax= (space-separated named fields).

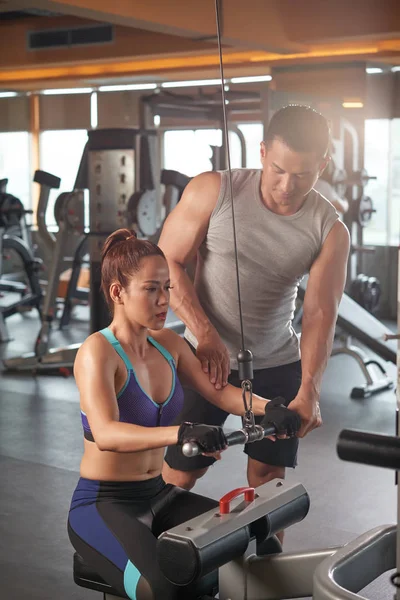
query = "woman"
xmin=68 ymin=228 xmax=300 ymax=600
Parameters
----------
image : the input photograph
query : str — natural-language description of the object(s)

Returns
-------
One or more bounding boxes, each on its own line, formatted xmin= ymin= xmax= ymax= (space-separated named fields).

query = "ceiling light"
xmin=42 ymin=88 xmax=93 ymax=95
xmin=161 ymin=79 xmax=222 ymax=88
xmin=230 ymin=75 xmax=272 ymax=83
xmin=342 ymin=101 xmax=364 ymax=108
xmin=98 ymin=83 xmax=157 ymax=92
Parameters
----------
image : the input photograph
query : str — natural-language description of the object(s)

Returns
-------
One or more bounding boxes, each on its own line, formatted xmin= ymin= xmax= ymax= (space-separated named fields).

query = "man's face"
xmin=260 ymin=137 xmax=327 ymax=209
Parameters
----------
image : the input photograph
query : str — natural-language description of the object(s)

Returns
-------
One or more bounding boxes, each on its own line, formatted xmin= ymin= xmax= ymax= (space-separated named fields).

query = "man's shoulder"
xmin=227 ymin=168 xmax=261 ymax=191
xmin=309 ymin=185 xmax=339 ymax=216
xmin=229 ymin=168 xmax=260 ymax=179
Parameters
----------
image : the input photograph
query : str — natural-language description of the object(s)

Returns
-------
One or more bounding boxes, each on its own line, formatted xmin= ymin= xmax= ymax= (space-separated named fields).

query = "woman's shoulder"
xmin=149 ymin=328 xmax=183 ymax=363
xmin=75 ymin=331 xmax=118 ymax=369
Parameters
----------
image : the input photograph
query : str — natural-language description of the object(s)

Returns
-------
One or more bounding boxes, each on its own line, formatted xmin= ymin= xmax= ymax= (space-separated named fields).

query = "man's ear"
xmin=319 ymin=154 xmax=331 ymax=177
xmin=260 ymin=141 xmax=267 ymax=161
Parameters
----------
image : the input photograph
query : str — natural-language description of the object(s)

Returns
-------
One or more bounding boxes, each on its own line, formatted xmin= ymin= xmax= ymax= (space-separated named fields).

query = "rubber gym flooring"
xmin=0 ymin=307 xmax=397 ymax=600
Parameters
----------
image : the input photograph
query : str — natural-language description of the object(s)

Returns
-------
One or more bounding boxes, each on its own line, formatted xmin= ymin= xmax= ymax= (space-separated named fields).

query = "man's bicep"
xmin=159 ymin=200 xmax=210 ymax=266
xmin=159 ymin=172 xmax=220 ymax=266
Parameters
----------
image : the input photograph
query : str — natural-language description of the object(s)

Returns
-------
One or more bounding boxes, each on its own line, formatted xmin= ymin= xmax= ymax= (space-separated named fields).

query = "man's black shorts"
xmin=165 ymin=352 xmax=302 ymax=471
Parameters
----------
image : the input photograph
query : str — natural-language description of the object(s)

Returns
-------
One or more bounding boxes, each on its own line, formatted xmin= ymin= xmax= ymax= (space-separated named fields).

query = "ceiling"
xmin=0 ymin=0 xmax=399 ymax=91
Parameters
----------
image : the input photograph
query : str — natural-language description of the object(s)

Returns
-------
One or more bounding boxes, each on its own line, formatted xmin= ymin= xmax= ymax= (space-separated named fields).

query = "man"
xmin=159 ymin=105 xmax=350 ymax=495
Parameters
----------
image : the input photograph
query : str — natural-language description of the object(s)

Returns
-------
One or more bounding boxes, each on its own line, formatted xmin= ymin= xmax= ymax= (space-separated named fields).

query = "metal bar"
xmin=219 ymin=546 xmax=339 ymax=600
xmin=313 ymin=525 xmax=396 ymax=599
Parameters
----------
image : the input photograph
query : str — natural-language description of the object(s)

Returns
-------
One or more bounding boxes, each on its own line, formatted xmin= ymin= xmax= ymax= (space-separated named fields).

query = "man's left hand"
xmin=288 ymin=393 xmax=322 ymax=438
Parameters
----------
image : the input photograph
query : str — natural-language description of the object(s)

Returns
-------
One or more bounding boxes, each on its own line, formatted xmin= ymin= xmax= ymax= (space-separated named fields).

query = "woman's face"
xmin=113 ymin=255 xmax=171 ymax=330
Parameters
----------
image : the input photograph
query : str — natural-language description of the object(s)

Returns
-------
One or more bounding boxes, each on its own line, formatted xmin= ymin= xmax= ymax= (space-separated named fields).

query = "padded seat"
xmin=73 ymin=553 xmax=218 ymax=599
xmin=73 ymin=553 xmax=128 ymax=598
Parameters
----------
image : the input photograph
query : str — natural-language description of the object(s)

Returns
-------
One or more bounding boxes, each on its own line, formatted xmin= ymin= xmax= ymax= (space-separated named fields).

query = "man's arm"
xmin=290 ymin=220 xmax=350 ymax=437
xmin=158 ymin=171 xmax=231 ymax=388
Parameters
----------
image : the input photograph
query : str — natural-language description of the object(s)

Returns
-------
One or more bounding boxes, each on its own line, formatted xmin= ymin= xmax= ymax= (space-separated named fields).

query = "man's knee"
xmin=162 ymin=462 xmax=209 ymax=490
xmin=247 ymin=458 xmax=285 ymax=487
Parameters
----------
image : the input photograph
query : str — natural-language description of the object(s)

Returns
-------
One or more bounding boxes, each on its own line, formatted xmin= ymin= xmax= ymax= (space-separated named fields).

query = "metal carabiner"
xmin=241 ymin=379 xmax=255 ymax=429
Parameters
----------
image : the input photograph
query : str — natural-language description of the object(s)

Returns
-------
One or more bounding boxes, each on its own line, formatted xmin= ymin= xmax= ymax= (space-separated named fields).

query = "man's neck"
xmin=260 ymin=176 xmax=308 ymax=216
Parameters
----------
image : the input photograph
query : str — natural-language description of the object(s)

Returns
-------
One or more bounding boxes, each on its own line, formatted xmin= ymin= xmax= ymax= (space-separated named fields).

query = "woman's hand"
xmin=177 ymin=422 xmax=227 ymax=454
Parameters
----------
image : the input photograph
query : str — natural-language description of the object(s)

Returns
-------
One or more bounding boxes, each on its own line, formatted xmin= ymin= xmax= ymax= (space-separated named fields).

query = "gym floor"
xmin=0 ymin=309 xmax=397 ymax=600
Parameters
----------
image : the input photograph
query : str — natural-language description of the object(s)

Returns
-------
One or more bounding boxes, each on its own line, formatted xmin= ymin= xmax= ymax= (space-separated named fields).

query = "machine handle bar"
xmin=182 ymin=424 xmax=276 ymax=457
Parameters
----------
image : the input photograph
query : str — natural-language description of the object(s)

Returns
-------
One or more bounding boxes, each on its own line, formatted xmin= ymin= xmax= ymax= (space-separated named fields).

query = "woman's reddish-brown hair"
xmin=101 ymin=228 xmax=166 ymax=313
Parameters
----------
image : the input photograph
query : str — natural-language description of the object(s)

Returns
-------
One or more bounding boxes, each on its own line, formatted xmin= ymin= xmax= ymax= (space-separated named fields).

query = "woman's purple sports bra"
xmin=81 ymin=328 xmax=184 ymax=442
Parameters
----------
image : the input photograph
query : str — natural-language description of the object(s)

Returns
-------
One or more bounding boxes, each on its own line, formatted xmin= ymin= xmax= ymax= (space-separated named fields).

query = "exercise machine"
xmin=315 ymin=239 xmax=400 ymax=598
xmin=313 ymin=428 xmax=399 ymax=599
xmin=4 ymin=170 xmax=85 ymax=371
xmin=58 ymin=167 xmax=189 ymax=331
xmin=0 ymin=182 xmax=45 ymax=342
xmin=72 ymin=421 xmax=396 ymax=599
xmin=4 ymin=130 xmax=186 ymax=374
xmin=0 ymin=187 xmax=33 ymax=247
xmin=71 ymin=421 xmax=312 ymax=600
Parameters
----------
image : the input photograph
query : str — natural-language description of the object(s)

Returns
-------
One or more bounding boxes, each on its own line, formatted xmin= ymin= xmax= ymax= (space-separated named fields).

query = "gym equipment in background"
xmin=4 ymin=170 xmax=85 ymax=371
xmin=0 ymin=177 xmax=48 ymax=343
xmin=323 ymin=158 xmax=381 ymax=314
xmin=313 ymin=428 xmax=399 ymax=599
xmin=4 ymin=130 xmax=186 ymax=374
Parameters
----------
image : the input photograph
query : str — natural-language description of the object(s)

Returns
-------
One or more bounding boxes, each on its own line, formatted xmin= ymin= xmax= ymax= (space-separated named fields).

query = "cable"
xmin=214 ymin=0 xmax=253 ymax=381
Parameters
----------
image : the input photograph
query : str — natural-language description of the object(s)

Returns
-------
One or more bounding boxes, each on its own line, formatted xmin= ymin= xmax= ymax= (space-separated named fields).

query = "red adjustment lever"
xmin=219 ymin=487 xmax=255 ymax=515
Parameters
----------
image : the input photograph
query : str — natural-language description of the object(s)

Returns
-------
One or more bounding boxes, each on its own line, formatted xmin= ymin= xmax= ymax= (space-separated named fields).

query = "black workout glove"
xmin=261 ymin=397 xmax=302 ymax=438
xmin=177 ymin=422 xmax=228 ymax=453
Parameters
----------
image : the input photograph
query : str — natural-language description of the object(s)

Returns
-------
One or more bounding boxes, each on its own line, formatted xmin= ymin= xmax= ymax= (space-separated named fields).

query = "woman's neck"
xmin=108 ymin=319 xmax=149 ymax=358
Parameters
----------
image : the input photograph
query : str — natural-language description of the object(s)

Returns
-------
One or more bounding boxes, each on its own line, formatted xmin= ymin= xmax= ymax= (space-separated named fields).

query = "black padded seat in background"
xmin=73 ymin=553 xmax=218 ymax=599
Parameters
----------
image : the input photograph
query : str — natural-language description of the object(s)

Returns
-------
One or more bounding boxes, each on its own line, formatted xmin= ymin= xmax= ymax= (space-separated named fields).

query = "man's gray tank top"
xmin=185 ymin=168 xmax=339 ymax=370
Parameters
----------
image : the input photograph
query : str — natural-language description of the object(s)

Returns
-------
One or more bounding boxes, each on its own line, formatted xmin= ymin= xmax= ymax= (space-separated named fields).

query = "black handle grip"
xmin=33 ymin=170 xmax=61 ymax=189
xmin=182 ymin=425 xmax=276 ymax=457
xmin=337 ymin=429 xmax=400 ymax=471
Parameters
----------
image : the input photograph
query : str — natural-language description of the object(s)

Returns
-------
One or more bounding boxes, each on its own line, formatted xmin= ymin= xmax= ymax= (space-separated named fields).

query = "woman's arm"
xmin=159 ymin=330 xmax=269 ymax=416
xmin=74 ymin=335 xmax=179 ymax=453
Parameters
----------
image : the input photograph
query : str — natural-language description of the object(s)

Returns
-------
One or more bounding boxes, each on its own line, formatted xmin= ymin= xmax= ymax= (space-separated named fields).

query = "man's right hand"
xmin=196 ymin=331 xmax=231 ymax=389
xmin=262 ymin=397 xmax=302 ymax=438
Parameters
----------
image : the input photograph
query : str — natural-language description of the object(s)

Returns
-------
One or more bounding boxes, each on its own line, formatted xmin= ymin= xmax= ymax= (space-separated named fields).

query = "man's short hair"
xmin=265 ymin=105 xmax=330 ymax=159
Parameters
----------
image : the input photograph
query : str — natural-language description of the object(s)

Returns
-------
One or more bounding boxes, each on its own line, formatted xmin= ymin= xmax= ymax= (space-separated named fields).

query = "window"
xmin=389 ymin=119 xmax=400 ymax=246
xmin=39 ymin=129 xmax=88 ymax=227
xmin=237 ymin=123 xmax=263 ymax=168
xmin=0 ymin=132 xmax=31 ymax=209
xmin=363 ymin=119 xmax=400 ymax=246
xmin=363 ymin=120 xmax=390 ymax=246
xmin=163 ymin=129 xmax=242 ymax=177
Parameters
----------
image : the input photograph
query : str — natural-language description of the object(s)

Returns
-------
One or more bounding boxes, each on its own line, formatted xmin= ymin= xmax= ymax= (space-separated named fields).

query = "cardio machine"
xmin=0 ymin=180 xmax=44 ymax=342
